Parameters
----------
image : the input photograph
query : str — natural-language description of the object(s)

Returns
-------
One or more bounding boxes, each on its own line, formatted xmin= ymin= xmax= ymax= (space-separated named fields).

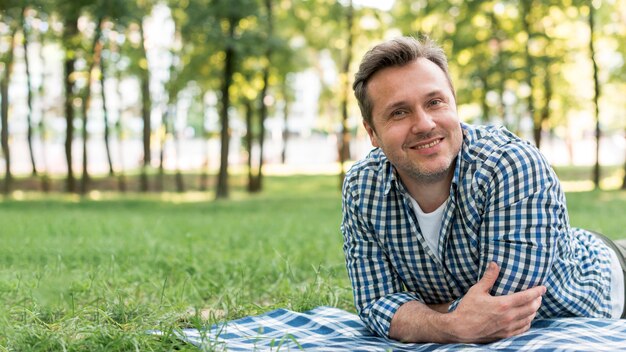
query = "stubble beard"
xmin=397 ymin=154 xmax=457 ymax=185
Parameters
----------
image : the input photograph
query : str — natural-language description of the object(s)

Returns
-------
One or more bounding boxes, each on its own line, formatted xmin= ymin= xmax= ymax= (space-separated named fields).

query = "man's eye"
xmin=391 ymin=110 xmax=407 ymax=119
xmin=428 ymin=99 xmax=443 ymax=107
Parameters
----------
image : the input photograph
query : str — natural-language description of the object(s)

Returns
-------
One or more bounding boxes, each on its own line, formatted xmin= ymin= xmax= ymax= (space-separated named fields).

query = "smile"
xmin=413 ymin=138 xmax=442 ymax=150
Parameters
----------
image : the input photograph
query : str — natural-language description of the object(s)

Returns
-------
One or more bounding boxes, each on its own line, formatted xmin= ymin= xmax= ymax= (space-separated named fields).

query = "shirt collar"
xmin=381 ymin=154 xmax=396 ymax=195
xmin=451 ymin=123 xmax=473 ymax=190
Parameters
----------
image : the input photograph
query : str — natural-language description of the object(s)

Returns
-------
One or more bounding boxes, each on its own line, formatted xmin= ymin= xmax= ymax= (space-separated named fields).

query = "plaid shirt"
xmin=341 ymin=123 xmax=613 ymax=338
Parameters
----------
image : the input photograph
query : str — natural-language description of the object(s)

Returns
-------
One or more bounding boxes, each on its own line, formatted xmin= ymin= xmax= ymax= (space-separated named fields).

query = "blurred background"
xmin=0 ymin=0 xmax=624 ymax=197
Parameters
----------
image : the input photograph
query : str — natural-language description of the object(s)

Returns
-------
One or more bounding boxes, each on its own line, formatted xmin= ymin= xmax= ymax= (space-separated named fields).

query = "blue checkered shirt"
xmin=341 ymin=123 xmax=613 ymax=338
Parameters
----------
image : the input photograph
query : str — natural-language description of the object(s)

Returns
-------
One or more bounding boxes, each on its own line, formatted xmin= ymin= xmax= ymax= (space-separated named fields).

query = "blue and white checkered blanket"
xmin=165 ymin=306 xmax=626 ymax=351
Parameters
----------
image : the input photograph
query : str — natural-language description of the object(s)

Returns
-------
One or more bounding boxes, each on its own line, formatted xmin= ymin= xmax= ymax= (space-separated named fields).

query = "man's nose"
xmin=410 ymin=110 xmax=436 ymax=134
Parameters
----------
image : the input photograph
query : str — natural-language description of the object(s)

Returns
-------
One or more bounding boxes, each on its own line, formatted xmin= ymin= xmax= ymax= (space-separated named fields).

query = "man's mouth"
xmin=412 ymin=138 xmax=443 ymax=150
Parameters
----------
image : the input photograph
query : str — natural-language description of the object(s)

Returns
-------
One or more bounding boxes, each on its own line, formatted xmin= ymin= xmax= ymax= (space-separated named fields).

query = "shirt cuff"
xmin=362 ymin=292 xmax=421 ymax=338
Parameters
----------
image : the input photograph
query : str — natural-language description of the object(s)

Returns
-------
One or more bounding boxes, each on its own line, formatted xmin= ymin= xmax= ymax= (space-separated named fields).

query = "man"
xmin=341 ymin=36 xmax=626 ymax=344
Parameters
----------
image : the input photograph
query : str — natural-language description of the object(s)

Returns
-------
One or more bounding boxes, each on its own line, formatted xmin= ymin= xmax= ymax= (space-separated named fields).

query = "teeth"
xmin=415 ymin=139 xmax=440 ymax=150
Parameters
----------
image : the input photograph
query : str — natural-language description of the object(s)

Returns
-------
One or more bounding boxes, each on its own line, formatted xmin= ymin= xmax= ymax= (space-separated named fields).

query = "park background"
xmin=1 ymin=0 xmax=625 ymax=350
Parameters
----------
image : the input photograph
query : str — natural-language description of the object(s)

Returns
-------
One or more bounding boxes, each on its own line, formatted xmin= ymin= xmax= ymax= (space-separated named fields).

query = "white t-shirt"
xmin=409 ymin=196 xmax=448 ymax=261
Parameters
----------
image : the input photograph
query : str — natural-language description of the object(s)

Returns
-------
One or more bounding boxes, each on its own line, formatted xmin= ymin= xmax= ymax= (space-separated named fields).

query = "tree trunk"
xmin=521 ymin=0 xmax=538 ymax=146
xmin=199 ymin=90 xmax=210 ymax=192
xmin=489 ymin=13 xmax=506 ymax=125
xmin=1 ymin=28 xmax=16 ymax=194
xmin=281 ymin=83 xmax=290 ymax=164
xmin=479 ymin=74 xmax=490 ymax=124
xmin=253 ymin=67 xmax=269 ymax=193
xmin=139 ymin=22 xmax=151 ymax=192
xmin=37 ymin=26 xmax=50 ymax=192
xmin=100 ymin=47 xmax=114 ymax=176
xmin=63 ymin=17 xmax=78 ymax=193
xmin=535 ymin=67 xmax=553 ymax=150
xmin=157 ymin=107 xmax=168 ymax=192
xmin=80 ymin=17 xmax=104 ymax=195
xmin=115 ymin=68 xmax=126 ymax=193
xmin=80 ymin=93 xmax=89 ymax=195
xmin=589 ymin=4 xmax=602 ymax=189
xmin=172 ymin=104 xmax=184 ymax=193
xmin=22 ymin=7 xmax=37 ymax=176
xmin=244 ymin=99 xmax=254 ymax=192
xmin=339 ymin=0 xmax=354 ymax=184
xmin=216 ymin=22 xmax=236 ymax=199
xmin=250 ymin=0 xmax=274 ymax=193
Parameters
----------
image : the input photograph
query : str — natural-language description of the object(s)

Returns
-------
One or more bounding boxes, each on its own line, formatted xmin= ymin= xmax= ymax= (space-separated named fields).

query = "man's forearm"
xmin=388 ymin=263 xmax=545 ymax=344
xmin=389 ymin=300 xmax=455 ymax=343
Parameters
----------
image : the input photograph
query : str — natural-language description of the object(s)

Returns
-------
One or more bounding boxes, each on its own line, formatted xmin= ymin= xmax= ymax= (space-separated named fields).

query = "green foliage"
xmin=1 ymin=0 xmax=625 ymax=192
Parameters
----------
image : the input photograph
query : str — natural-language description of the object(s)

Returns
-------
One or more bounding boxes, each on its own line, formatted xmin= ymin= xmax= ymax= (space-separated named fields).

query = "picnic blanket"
xmin=159 ymin=306 xmax=626 ymax=351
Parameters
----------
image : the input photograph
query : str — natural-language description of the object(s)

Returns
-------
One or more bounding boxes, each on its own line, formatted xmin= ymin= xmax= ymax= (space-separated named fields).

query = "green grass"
xmin=565 ymin=190 xmax=626 ymax=238
xmin=0 ymin=174 xmax=624 ymax=350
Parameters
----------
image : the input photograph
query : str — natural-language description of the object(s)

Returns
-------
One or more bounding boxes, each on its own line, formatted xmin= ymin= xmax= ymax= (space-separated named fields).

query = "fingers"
xmin=511 ymin=296 xmax=542 ymax=322
xmin=474 ymin=261 xmax=500 ymax=293
xmin=507 ymin=285 xmax=546 ymax=308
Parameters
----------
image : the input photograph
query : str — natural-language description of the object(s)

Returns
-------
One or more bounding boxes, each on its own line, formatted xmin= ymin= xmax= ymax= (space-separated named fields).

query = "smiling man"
xmin=341 ymin=36 xmax=626 ymax=344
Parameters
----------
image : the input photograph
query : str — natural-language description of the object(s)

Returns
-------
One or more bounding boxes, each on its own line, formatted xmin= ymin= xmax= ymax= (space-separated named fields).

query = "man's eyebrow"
xmin=423 ymin=89 xmax=447 ymax=99
xmin=379 ymin=100 xmax=409 ymax=117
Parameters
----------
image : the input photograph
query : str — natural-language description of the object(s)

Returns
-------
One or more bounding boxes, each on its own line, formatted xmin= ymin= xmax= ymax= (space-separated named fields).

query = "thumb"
xmin=475 ymin=262 xmax=499 ymax=293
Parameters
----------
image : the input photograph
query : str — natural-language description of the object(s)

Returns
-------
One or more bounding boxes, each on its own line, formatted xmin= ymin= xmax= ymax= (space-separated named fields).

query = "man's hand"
xmin=446 ymin=262 xmax=546 ymax=343
xmin=389 ymin=262 xmax=545 ymax=344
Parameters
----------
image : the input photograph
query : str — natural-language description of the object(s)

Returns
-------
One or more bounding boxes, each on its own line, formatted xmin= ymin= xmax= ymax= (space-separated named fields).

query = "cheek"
xmin=449 ymin=126 xmax=463 ymax=150
xmin=383 ymin=122 xmax=408 ymax=137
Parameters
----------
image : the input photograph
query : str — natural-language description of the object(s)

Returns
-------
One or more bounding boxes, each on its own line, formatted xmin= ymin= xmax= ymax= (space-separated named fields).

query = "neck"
xmin=401 ymin=167 xmax=454 ymax=213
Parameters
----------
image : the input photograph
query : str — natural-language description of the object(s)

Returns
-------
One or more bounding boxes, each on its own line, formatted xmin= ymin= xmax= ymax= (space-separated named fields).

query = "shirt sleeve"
xmin=341 ymin=174 xmax=422 ymax=337
xmin=479 ymin=141 xmax=563 ymax=295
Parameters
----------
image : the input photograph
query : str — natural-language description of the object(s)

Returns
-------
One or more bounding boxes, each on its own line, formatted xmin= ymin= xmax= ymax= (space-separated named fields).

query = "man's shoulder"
xmin=343 ymin=148 xmax=391 ymax=199
xmin=346 ymin=148 xmax=388 ymax=179
xmin=461 ymin=124 xmax=540 ymax=164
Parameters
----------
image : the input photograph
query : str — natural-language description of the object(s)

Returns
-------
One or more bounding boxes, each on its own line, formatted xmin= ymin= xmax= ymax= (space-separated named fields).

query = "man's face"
xmin=364 ymin=58 xmax=463 ymax=184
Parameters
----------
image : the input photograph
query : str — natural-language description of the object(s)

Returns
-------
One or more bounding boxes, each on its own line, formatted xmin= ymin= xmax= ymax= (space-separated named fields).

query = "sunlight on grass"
xmin=560 ymin=177 xmax=622 ymax=192
xmin=0 ymin=175 xmax=349 ymax=350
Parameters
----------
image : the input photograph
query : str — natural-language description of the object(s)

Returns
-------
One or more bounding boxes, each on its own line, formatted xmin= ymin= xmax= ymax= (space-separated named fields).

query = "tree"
xmin=279 ymin=75 xmax=295 ymax=164
xmin=291 ymin=0 xmax=384 ymax=185
xmin=79 ymin=12 xmax=105 ymax=195
xmin=249 ymin=0 xmax=274 ymax=192
xmin=250 ymin=0 xmax=306 ymax=182
xmin=0 ymin=1 xmax=23 ymax=194
xmin=21 ymin=6 xmax=38 ymax=176
xmin=138 ymin=16 xmax=152 ymax=192
xmin=338 ymin=0 xmax=354 ymax=182
xmin=588 ymin=2 xmax=602 ymax=189
xmin=54 ymin=0 xmax=94 ymax=192
xmin=99 ymin=23 xmax=114 ymax=177
xmin=177 ymin=0 xmax=260 ymax=199
xmin=216 ymin=17 xmax=236 ymax=199
xmin=109 ymin=37 xmax=128 ymax=192
xmin=100 ymin=0 xmax=155 ymax=191
xmin=34 ymin=8 xmax=52 ymax=191
xmin=87 ymin=2 xmax=128 ymax=180
xmin=113 ymin=0 xmax=156 ymax=192
xmin=216 ymin=0 xmax=266 ymax=198
xmin=520 ymin=0 xmax=538 ymax=142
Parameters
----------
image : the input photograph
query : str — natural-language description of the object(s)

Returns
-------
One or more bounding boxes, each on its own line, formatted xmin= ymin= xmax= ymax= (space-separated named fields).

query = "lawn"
xmin=0 ymin=174 xmax=624 ymax=351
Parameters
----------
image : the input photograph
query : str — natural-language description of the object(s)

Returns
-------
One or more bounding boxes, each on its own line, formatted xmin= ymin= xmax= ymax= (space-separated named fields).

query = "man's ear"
xmin=363 ymin=120 xmax=380 ymax=148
